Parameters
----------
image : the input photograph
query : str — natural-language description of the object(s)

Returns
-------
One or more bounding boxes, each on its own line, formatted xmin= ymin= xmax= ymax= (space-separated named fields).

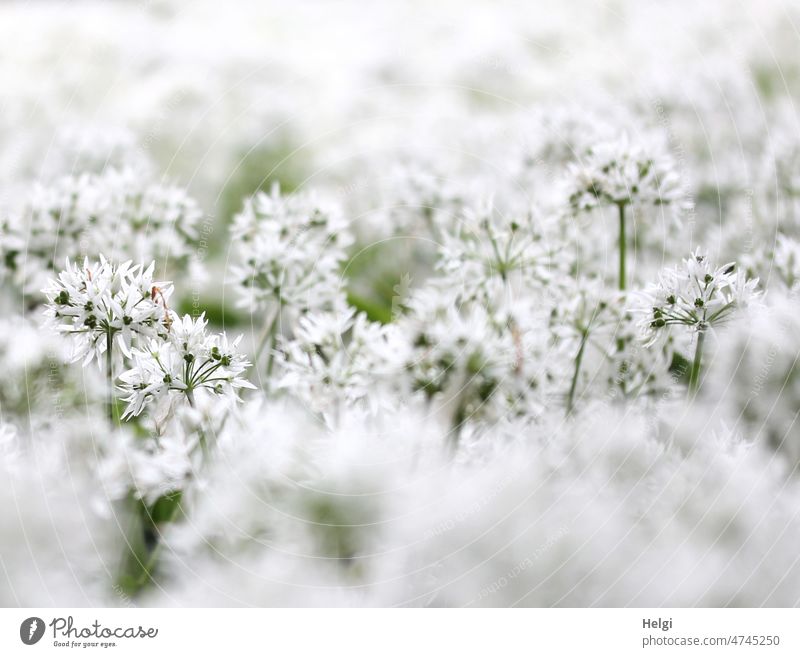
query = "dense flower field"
xmin=2 ymin=0 xmax=800 ymax=607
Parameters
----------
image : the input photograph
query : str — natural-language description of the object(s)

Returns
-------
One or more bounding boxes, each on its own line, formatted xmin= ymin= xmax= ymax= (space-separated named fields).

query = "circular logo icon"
xmin=20 ymin=617 xmax=45 ymax=645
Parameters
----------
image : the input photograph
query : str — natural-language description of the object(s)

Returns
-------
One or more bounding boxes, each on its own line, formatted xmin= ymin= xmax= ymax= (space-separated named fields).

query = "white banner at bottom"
xmin=0 ymin=608 xmax=797 ymax=656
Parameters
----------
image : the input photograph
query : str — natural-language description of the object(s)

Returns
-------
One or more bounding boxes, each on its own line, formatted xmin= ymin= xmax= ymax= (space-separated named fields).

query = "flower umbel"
xmin=566 ymin=134 xmax=683 ymax=212
xmin=4 ymin=168 xmax=200 ymax=293
xmin=119 ymin=313 xmax=255 ymax=419
xmin=43 ymin=256 xmax=173 ymax=366
xmin=639 ymin=248 xmax=759 ymax=344
xmin=638 ymin=248 xmax=760 ymax=392
xmin=229 ymin=185 xmax=352 ymax=317
xmin=276 ymin=308 xmax=400 ymax=421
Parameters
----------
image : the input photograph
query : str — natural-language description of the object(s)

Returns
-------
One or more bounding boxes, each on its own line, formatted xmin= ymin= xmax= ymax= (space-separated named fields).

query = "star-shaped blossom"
xmin=43 ymin=256 xmax=173 ymax=366
xmin=119 ymin=313 xmax=255 ymax=419
xmin=638 ymin=248 xmax=760 ymax=345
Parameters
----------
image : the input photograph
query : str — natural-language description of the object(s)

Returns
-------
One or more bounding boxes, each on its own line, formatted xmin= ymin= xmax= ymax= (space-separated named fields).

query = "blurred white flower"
xmin=566 ymin=134 xmax=683 ymax=212
xmin=0 ymin=418 xmax=126 ymax=605
xmin=3 ymin=168 xmax=201 ymax=293
xmin=437 ymin=199 xmax=563 ymax=303
xmin=706 ymin=294 xmax=800 ymax=467
xmin=229 ymin=185 xmax=352 ymax=318
xmin=276 ymin=308 xmax=401 ymax=422
xmin=98 ymin=431 xmax=193 ymax=505
xmin=398 ymin=289 xmax=529 ymax=443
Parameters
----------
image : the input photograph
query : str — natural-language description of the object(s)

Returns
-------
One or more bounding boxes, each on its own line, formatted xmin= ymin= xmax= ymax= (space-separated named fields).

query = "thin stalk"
xmin=449 ymin=402 xmax=466 ymax=454
xmin=255 ymin=306 xmax=281 ymax=378
xmin=688 ymin=329 xmax=706 ymax=394
xmin=186 ymin=389 xmax=209 ymax=457
xmin=566 ymin=329 xmax=589 ymax=416
xmin=617 ymin=202 xmax=627 ymax=292
xmin=264 ymin=333 xmax=278 ymax=380
xmin=106 ymin=331 xmax=114 ymax=425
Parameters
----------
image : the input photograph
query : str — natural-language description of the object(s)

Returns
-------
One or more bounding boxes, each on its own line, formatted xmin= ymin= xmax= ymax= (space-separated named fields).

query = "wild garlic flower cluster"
xmin=552 ymin=283 xmax=619 ymax=409
xmin=437 ymin=200 xmax=562 ymax=302
xmin=639 ymin=249 xmax=760 ymax=344
xmin=398 ymin=290 xmax=529 ymax=437
xmin=566 ymin=134 xmax=683 ymax=213
xmin=546 ymin=281 xmax=676 ymax=409
xmin=276 ymin=308 xmax=400 ymax=421
xmin=39 ymin=256 xmax=254 ymax=516
xmin=42 ymin=257 xmax=173 ymax=366
xmin=119 ymin=313 xmax=255 ymax=420
xmin=607 ymin=310 xmax=676 ymax=399
xmin=229 ymin=186 xmax=352 ymax=318
xmin=638 ymin=249 xmax=760 ymax=391
xmin=2 ymin=167 xmax=201 ymax=293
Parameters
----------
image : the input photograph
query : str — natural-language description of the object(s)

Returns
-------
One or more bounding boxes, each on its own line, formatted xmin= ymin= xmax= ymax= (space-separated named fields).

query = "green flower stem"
xmin=688 ymin=329 xmax=706 ymax=394
xmin=618 ymin=202 xmax=627 ymax=292
xmin=131 ymin=498 xmax=182 ymax=591
xmin=106 ymin=331 xmax=115 ymax=425
xmin=566 ymin=329 xmax=589 ymax=416
xmin=449 ymin=401 xmax=467 ymax=454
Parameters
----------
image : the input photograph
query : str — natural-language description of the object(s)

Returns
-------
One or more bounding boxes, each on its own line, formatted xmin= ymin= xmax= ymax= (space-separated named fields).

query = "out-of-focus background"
xmin=2 ymin=0 xmax=797 ymax=325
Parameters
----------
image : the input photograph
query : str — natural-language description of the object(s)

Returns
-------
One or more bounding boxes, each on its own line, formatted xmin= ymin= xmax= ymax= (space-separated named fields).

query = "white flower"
xmin=0 ymin=314 xmax=80 ymax=422
xmin=276 ymin=308 xmax=401 ymax=420
xmin=546 ymin=281 xmax=675 ymax=405
xmin=638 ymin=248 xmax=760 ymax=344
xmin=229 ymin=185 xmax=352 ymax=318
xmin=398 ymin=290 xmax=526 ymax=436
xmin=3 ymin=168 xmax=201 ymax=293
xmin=437 ymin=198 xmax=563 ymax=303
xmin=566 ymin=134 xmax=683 ymax=212
xmin=42 ymin=256 xmax=173 ymax=366
xmin=40 ymin=124 xmax=149 ymax=180
xmin=118 ymin=313 xmax=254 ymax=419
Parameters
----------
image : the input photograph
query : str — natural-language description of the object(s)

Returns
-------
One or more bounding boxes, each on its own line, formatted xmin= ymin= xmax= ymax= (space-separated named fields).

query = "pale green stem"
xmin=618 ymin=202 xmax=627 ymax=292
xmin=688 ymin=329 xmax=706 ymax=394
xmin=255 ymin=306 xmax=281 ymax=378
xmin=106 ymin=331 xmax=114 ymax=425
xmin=566 ymin=329 xmax=589 ymax=416
xmin=449 ymin=401 xmax=467 ymax=454
xmin=132 ymin=502 xmax=181 ymax=590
